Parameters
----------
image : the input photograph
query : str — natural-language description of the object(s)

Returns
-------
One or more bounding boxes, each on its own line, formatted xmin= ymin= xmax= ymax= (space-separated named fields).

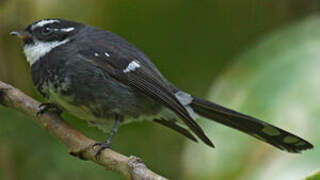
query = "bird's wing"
xmin=77 ymin=33 xmax=214 ymax=147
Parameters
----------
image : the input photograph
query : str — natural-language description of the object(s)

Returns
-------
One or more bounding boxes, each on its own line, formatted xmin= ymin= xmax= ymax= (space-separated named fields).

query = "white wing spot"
xmin=185 ymin=106 xmax=199 ymax=119
xmin=174 ymin=91 xmax=198 ymax=119
xmin=123 ymin=60 xmax=140 ymax=73
xmin=262 ymin=126 xmax=281 ymax=136
xmin=283 ymin=136 xmax=299 ymax=144
xmin=175 ymin=91 xmax=193 ymax=106
xmin=105 ymin=52 xmax=110 ymax=57
xmin=94 ymin=53 xmax=99 ymax=57
xmin=32 ymin=19 xmax=60 ymax=30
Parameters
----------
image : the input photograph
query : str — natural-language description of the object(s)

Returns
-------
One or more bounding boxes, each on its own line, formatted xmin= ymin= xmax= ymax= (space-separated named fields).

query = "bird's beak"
xmin=10 ymin=30 xmax=32 ymax=41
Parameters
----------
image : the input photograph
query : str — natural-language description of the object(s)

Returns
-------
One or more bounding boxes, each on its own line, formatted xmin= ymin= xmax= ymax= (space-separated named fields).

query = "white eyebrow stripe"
xmin=50 ymin=27 xmax=75 ymax=32
xmin=123 ymin=60 xmax=141 ymax=73
xmin=104 ymin=52 xmax=110 ymax=57
xmin=31 ymin=19 xmax=60 ymax=30
xmin=60 ymin=27 xmax=75 ymax=32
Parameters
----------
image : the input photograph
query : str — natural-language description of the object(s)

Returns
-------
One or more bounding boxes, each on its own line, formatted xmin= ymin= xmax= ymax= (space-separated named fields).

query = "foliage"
xmin=306 ymin=170 xmax=320 ymax=180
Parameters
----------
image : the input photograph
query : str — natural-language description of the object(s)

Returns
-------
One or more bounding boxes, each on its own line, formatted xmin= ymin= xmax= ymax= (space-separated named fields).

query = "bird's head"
xmin=11 ymin=18 xmax=84 ymax=65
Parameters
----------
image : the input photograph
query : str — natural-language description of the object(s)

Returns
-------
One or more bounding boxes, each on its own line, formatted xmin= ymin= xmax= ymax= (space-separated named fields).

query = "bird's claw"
xmin=92 ymin=141 xmax=112 ymax=159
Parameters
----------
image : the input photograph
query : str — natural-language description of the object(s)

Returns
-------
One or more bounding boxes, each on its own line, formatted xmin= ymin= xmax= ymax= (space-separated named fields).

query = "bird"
xmin=11 ymin=18 xmax=313 ymax=156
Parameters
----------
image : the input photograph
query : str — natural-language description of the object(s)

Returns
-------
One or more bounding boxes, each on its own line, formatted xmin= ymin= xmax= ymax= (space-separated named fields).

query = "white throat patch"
xmin=23 ymin=39 xmax=70 ymax=65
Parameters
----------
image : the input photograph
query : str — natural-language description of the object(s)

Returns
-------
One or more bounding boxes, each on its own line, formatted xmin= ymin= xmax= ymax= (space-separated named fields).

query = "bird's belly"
xmin=41 ymin=79 xmax=165 ymax=132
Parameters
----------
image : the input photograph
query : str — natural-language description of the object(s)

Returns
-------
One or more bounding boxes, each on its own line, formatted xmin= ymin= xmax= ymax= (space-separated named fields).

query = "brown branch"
xmin=0 ymin=81 xmax=168 ymax=180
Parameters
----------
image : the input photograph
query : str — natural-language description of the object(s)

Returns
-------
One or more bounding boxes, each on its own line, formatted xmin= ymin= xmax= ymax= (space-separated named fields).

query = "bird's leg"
xmin=37 ymin=103 xmax=63 ymax=116
xmin=94 ymin=114 xmax=123 ymax=159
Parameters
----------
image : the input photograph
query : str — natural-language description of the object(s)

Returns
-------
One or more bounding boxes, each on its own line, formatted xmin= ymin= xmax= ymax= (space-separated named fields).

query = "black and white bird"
xmin=11 ymin=19 xmax=313 ymax=156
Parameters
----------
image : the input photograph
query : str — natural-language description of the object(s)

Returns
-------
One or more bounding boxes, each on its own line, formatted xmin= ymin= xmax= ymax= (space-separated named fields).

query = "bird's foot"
xmin=92 ymin=141 xmax=112 ymax=159
xmin=92 ymin=116 xmax=121 ymax=159
xmin=37 ymin=103 xmax=62 ymax=116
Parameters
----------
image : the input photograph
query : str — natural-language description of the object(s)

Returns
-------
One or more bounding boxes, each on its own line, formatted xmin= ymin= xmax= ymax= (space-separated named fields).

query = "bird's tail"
xmin=190 ymin=96 xmax=313 ymax=153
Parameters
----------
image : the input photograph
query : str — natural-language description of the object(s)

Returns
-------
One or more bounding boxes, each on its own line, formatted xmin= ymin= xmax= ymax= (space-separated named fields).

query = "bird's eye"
xmin=41 ymin=27 xmax=53 ymax=36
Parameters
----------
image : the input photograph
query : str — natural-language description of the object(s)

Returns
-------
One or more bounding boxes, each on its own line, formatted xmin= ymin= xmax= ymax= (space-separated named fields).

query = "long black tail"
xmin=190 ymin=96 xmax=313 ymax=153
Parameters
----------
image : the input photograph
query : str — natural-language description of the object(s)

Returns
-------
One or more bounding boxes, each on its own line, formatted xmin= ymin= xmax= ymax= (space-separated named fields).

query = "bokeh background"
xmin=1 ymin=0 xmax=320 ymax=180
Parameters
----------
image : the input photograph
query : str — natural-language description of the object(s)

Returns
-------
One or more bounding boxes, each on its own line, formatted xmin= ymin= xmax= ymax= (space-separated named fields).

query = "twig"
xmin=0 ymin=81 xmax=168 ymax=180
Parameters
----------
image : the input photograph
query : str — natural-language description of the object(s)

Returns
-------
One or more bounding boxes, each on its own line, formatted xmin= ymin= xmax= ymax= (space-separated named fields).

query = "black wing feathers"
xmin=154 ymin=119 xmax=198 ymax=142
xmin=77 ymin=27 xmax=313 ymax=153
xmin=79 ymin=29 xmax=214 ymax=147
xmin=93 ymin=58 xmax=214 ymax=147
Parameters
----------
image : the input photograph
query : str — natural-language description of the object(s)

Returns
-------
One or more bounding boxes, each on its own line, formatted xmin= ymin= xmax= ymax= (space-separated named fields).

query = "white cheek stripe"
xmin=23 ymin=39 xmax=70 ymax=65
xmin=31 ymin=19 xmax=60 ymax=30
xmin=123 ymin=60 xmax=141 ymax=73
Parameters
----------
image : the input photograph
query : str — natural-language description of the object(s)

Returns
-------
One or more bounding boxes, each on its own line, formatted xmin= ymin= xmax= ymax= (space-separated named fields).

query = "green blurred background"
xmin=1 ymin=0 xmax=320 ymax=180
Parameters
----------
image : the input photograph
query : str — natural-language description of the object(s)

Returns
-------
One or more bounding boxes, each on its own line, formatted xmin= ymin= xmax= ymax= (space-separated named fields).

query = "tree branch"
xmin=0 ymin=81 xmax=168 ymax=180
